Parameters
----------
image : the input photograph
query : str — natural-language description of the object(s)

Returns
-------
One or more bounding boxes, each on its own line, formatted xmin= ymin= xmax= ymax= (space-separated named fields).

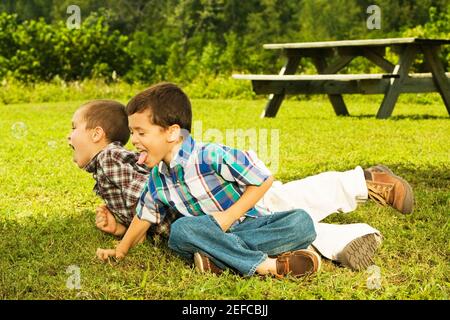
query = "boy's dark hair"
xmin=81 ymin=100 xmax=130 ymax=145
xmin=126 ymin=82 xmax=192 ymax=132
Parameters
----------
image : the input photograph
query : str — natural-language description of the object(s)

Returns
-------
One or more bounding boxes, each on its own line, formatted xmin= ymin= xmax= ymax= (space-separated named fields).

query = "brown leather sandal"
xmin=275 ymin=249 xmax=321 ymax=278
xmin=194 ymin=252 xmax=223 ymax=275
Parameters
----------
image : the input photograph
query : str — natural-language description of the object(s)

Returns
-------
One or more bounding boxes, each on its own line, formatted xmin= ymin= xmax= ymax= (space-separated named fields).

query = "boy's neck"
xmin=163 ymin=137 xmax=184 ymax=166
xmin=90 ymin=140 xmax=110 ymax=161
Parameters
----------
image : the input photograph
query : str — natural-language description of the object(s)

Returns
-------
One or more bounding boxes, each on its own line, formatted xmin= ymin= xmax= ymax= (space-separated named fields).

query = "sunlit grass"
xmin=0 ymin=94 xmax=449 ymax=299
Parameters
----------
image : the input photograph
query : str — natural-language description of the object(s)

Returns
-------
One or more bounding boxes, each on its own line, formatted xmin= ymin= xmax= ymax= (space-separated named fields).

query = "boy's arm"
xmin=95 ymin=201 xmax=141 ymax=237
xmin=96 ymin=215 xmax=151 ymax=261
xmin=206 ymin=145 xmax=274 ymax=232
xmin=211 ymin=175 xmax=274 ymax=232
xmin=95 ymin=204 xmax=127 ymax=236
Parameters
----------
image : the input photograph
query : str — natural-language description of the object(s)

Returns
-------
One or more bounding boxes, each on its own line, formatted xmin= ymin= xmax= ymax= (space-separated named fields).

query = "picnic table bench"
xmin=233 ymin=38 xmax=450 ymax=118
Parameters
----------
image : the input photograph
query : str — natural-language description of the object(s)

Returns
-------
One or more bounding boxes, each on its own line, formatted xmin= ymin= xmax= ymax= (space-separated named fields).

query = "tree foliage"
xmin=0 ymin=0 xmax=448 ymax=83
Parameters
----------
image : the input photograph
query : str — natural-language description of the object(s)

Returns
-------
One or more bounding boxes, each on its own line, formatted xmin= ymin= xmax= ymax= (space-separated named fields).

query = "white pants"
xmin=258 ymin=166 xmax=381 ymax=261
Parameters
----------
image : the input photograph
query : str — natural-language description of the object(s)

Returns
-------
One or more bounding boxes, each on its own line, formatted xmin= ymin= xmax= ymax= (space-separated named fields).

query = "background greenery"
xmin=0 ymin=0 xmax=449 ymax=88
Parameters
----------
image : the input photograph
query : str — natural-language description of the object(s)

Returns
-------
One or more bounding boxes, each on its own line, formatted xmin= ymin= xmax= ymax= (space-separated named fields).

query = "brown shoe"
xmin=365 ymin=164 xmax=396 ymax=180
xmin=275 ymin=249 xmax=321 ymax=278
xmin=365 ymin=165 xmax=414 ymax=214
xmin=337 ymin=233 xmax=383 ymax=271
xmin=193 ymin=252 xmax=223 ymax=275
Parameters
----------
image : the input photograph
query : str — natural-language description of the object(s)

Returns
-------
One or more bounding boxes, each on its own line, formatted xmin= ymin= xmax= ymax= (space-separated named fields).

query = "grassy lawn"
xmin=0 ymin=94 xmax=449 ymax=299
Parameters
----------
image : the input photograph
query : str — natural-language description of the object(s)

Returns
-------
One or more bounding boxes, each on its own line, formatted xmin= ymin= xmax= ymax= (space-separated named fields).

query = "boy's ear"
xmin=166 ymin=124 xmax=181 ymax=143
xmin=91 ymin=126 xmax=106 ymax=143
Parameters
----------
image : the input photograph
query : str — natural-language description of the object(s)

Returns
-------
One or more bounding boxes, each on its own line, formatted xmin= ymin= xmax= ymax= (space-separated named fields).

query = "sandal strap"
xmin=276 ymin=253 xmax=292 ymax=277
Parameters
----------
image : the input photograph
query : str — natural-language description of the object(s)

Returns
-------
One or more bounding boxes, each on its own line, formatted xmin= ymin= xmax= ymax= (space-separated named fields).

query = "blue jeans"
xmin=168 ymin=209 xmax=316 ymax=276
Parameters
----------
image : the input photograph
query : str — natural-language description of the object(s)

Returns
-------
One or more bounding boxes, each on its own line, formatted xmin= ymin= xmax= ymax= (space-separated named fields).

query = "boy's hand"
xmin=95 ymin=205 xmax=118 ymax=235
xmin=96 ymin=216 xmax=150 ymax=264
xmin=210 ymin=211 xmax=237 ymax=232
xmin=96 ymin=248 xmax=125 ymax=262
xmin=211 ymin=176 xmax=275 ymax=232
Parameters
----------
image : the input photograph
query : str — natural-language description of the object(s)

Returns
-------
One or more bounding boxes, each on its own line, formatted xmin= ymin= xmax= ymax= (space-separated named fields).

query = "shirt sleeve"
xmin=135 ymin=176 xmax=165 ymax=224
xmin=204 ymin=144 xmax=272 ymax=187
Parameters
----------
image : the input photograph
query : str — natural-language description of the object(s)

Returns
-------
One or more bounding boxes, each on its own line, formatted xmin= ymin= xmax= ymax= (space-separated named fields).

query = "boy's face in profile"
xmin=128 ymin=110 xmax=173 ymax=168
xmin=68 ymin=108 xmax=98 ymax=168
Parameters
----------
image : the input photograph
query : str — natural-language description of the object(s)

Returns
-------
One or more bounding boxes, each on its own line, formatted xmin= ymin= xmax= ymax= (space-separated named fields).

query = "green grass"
xmin=0 ymin=93 xmax=449 ymax=299
xmin=0 ymin=76 xmax=255 ymax=105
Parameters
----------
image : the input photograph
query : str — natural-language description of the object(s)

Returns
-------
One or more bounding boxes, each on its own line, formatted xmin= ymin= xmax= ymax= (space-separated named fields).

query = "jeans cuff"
xmin=246 ymin=253 xmax=268 ymax=277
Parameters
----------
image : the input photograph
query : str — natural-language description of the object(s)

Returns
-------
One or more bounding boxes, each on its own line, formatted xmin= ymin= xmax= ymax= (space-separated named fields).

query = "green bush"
xmin=0 ymin=4 xmax=449 ymax=88
xmin=0 ymin=12 xmax=131 ymax=82
xmin=403 ymin=7 xmax=450 ymax=72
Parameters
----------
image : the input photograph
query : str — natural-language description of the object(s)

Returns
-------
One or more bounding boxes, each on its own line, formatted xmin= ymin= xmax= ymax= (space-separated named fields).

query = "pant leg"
xmin=230 ymin=209 xmax=317 ymax=256
xmin=256 ymin=166 xmax=381 ymax=261
xmin=312 ymin=223 xmax=381 ymax=260
xmin=168 ymin=215 xmax=267 ymax=276
xmin=258 ymin=166 xmax=368 ymax=222
xmin=168 ymin=209 xmax=316 ymax=276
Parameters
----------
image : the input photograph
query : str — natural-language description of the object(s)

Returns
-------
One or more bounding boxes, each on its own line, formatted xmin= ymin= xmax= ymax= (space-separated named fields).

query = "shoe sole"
xmin=338 ymin=233 xmax=381 ymax=271
xmin=374 ymin=164 xmax=414 ymax=214
xmin=193 ymin=252 xmax=205 ymax=273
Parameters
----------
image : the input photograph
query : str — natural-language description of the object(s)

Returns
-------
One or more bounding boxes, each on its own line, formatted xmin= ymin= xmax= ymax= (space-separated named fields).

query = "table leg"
xmin=376 ymin=45 xmax=417 ymax=119
xmin=361 ymin=47 xmax=395 ymax=73
xmin=262 ymin=55 xmax=301 ymax=118
xmin=313 ymin=56 xmax=350 ymax=116
xmin=422 ymin=45 xmax=450 ymax=116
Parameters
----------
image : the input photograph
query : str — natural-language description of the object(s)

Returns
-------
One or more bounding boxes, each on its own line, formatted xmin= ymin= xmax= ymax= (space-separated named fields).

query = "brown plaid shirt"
xmin=85 ymin=142 xmax=179 ymax=238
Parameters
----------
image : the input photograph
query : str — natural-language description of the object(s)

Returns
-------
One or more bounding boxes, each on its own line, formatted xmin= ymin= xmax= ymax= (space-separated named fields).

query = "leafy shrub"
xmin=403 ymin=7 xmax=450 ymax=71
xmin=0 ymin=12 xmax=131 ymax=82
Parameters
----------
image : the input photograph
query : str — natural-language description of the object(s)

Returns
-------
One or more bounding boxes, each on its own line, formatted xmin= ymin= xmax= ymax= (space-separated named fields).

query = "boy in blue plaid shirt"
xmin=96 ymin=83 xmax=321 ymax=278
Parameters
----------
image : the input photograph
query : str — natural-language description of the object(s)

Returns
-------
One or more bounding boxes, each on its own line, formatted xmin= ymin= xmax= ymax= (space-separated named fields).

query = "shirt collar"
xmin=83 ymin=141 xmax=123 ymax=173
xmin=158 ymin=133 xmax=195 ymax=176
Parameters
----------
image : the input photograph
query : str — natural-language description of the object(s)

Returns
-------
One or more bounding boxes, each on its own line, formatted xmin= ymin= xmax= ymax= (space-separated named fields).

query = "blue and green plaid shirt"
xmin=136 ymin=134 xmax=272 ymax=225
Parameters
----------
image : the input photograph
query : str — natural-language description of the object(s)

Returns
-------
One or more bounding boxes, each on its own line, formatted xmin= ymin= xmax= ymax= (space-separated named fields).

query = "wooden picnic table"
xmin=233 ymin=38 xmax=450 ymax=118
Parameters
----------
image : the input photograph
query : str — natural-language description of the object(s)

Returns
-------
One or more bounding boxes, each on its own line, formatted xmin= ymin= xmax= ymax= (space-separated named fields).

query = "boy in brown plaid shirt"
xmin=68 ymin=100 xmax=179 ymax=238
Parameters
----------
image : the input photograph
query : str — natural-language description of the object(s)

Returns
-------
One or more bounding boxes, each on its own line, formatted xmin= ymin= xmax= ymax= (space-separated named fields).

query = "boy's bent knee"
xmin=168 ymin=216 xmax=206 ymax=249
xmin=169 ymin=217 xmax=191 ymax=243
